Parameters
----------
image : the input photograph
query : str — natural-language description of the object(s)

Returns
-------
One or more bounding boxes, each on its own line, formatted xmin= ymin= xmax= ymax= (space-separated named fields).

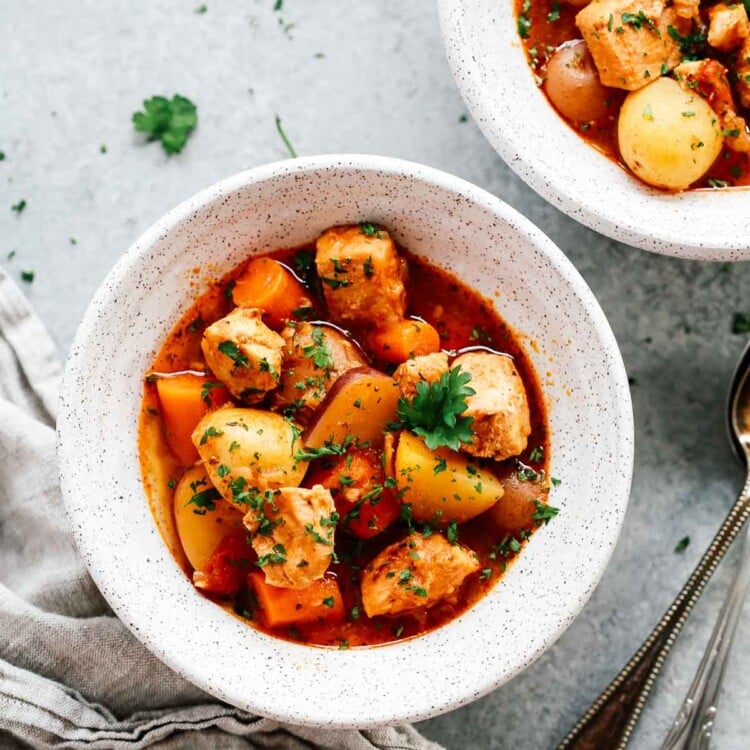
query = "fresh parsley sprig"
xmin=133 ymin=94 xmax=198 ymax=155
xmin=395 ymin=366 xmax=475 ymax=451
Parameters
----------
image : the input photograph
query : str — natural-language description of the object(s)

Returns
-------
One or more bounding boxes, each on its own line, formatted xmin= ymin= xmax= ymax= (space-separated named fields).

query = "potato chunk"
xmin=173 ymin=465 xmax=244 ymax=571
xmin=576 ymin=0 xmax=688 ymax=90
xmin=395 ymin=431 xmax=504 ymax=525
xmin=303 ymin=367 xmax=400 ymax=448
xmin=315 ymin=225 xmax=407 ymax=328
xmin=394 ymin=351 xmax=449 ymax=400
xmin=618 ymin=77 xmax=724 ymax=189
xmin=708 ymin=2 xmax=749 ymax=53
xmin=451 ymin=352 xmax=531 ymax=461
xmin=201 ymin=308 xmax=284 ymax=402
xmin=361 ymin=533 xmax=480 ymax=618
xmin=192 ymin=407 xmax=307 ymax=510
xmin=243 ymin=485 xmax=336 ymax=590
xmin=273 ymin=322 xmax=366 ymax=422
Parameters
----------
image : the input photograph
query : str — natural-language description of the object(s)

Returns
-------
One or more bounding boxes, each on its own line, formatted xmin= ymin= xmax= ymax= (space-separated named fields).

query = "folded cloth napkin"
xmin=0 ymin=268 xmax=443 ymax=750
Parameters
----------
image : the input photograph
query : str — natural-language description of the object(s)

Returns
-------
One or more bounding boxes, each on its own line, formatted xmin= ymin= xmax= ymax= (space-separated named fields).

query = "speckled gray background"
xmin=1 ymin=1 xmax=749 ymax=748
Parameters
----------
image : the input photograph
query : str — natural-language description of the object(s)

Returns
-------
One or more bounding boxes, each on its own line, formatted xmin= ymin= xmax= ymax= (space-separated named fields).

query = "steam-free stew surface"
xmin=139 ymin=226 xmax=555 ymax=647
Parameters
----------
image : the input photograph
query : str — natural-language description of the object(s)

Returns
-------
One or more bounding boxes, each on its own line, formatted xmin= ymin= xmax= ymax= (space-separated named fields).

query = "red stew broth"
xmin=139 ymin=242 xmax=549 ymax=647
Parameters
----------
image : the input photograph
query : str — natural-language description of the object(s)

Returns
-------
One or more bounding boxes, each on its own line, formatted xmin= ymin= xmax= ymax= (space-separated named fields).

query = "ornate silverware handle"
xmin=661 ymin=521 xmax=750 ymax=750
xmin=556 ymin=475 xmax=750 ymax=750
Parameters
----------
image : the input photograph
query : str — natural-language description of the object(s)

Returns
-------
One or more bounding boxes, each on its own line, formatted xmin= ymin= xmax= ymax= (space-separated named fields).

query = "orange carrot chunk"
xmin=248 ymin=571 xmax=345 ymax=628
xmin=232 ymin=257 xmax=311 ymax=329
xmin=156 ymin=373 xmax=229 ymax=465
xmin=370 ymin=319 xmax=440 ymax=364
xmin=194 ymin=533 xmax=254 ymax=596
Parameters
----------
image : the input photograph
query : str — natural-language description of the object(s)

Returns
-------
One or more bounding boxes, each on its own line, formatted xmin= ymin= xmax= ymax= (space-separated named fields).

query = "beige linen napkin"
xmin=0 ymin=268 xmax=443 ymax=750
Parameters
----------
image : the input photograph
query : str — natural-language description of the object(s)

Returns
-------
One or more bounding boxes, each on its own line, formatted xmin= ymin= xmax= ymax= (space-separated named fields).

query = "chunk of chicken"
xmin=734 ymin=40 xmax=750 ymax=109
xmin=361 ymin=533 xmax=480 ymax=618
xmin=708 ymin=2 xmax=749 ymax=53
xmin=675 ymin=59 xmax=750 ymax=153
xmin=201 ymin=308 xmax=284 ymax=402
xmin=243 ymin=484 xmax=336 ymax=590
xmin=272 ymin=322 xmax=367 ymax=422
xmin=673 ymin=0 xmax=700 ymax=22
xmin=451 ymin=352 xmax=531 ymax=462
xmin=315 ymin=225 xmax=408 ymax=328
xmin=576 ymin=0 xmax=690 ymax=90
xmin=393 ymin=351 xmax=449 ymax=400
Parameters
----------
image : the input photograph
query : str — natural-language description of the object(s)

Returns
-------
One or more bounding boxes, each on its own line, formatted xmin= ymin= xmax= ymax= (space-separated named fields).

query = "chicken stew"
xmin=139 ymin=223 xmax=556 ymax=648
xmin=515 ymin=0 xmax=750 ymax=190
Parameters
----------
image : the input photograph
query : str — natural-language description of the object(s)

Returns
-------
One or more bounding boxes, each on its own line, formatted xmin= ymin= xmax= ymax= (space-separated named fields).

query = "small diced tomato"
xmin=193 ymin=533 xmax=254 ymax=596
xmin=156 ymin=372 xmax=229 ymax=465
xmin=248 ymin=571 xmax=345 ymax=628
xmin=232 ymin=257 xmax=312 ymax=329
xmin=306 ymin=448 xmax=400 ymax=540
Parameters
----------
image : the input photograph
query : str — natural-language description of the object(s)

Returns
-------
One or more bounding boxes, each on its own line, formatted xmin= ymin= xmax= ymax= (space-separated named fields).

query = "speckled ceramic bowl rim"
xmin=438 ymin=0 xmax=750 ymax=261
xmin=58 ymin=154 xmax=634 ymax=727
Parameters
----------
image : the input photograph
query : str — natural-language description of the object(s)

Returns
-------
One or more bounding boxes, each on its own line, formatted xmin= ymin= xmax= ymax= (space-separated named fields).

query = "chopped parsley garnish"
xmin=732 ymin=312 xmax=750 ymax=334
xmin=274 ymin=114 xmax=297 ymax=158
xmin=433 ymin=457 xmax=448 ymax=475
xmin=350 ymin=605 xmax=360 ymax=620
xmin=294 ymin=248 xmax=315 ymax=273
xmin=407 ymin=586 xmax=428 ymax=598
xmin=132 ymin=94 xmax=198 ymax=155
xmin=533 ymin=499 xmax=560 ymax=525
xmin=479 ymin=568 xmax=492 ymax=581
xmin=228 ymin=440 xmax=241 ymax=452
xmin=547 ymin=2 xmax=560 ymax=21
xmin=469 ymin=325 xmax=491 ymax=343
xmin=446 ymin=520 xmax=459 ymax=544
xmin=200 ymin=380 xmax=224 ymax=405
xmin=259 ymin=357 xmax=280 ymax=381
xmin=11 ymin=199 xmax=26 ymax=214
xmin=666 ymin=25 xmax=706 ymax=61
xmin=302 ymin=326 xmax=334 ymax=372
xmin=20 ymin=270 xmax=34 ymax=283
xmin=186 ymin=479 xmax=221 ymax=514
xmin=199 ymin=425 xmax=224 ymax=445
xmin=528 ymin=445 xmax=544 ymax=463
xmin=256 ymin=543 xmax=287 ymax=567
xmin=320 ymin=275 xmax=351 ymax=289
xmin=322 ymin=596 xmax=335 ymax=608
xmin=293 ymin=435 xmax=357 ymax=462
xmin=304 ymin=524 xmax=333 ymax=546
xmin=551 ymin=476 xmax=562 ymax=487
xmin=363 ymin=256 xmax=374 ymax=278
xmin=674 ymin=536 xmax=690 ymax=553
xmin=360 ymin=222 xmax=384 ymax=238
xmin=217 ymin=463 xmax=231 ymax=478
xmin=621 ymin=11 xmax=658 ymax=33
xmin=218 ymin=340 xmax=250 ymax=368
xmin=395 ymin=366 xmax=475 ymax=451
xmin=195 ymin=3 xmax=207 ymax=12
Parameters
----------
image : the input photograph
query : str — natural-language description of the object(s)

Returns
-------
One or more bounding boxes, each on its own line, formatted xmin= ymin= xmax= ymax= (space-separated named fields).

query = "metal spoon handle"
xmin=556 ymin=475 xmax=750 ymax=750
xmin=661 ymin=522 xmax=750 ymax=750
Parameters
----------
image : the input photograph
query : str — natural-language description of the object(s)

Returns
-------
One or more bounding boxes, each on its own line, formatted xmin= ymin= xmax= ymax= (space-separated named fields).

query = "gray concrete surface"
xmin=2 ymin=1 xmax=750 ymax=748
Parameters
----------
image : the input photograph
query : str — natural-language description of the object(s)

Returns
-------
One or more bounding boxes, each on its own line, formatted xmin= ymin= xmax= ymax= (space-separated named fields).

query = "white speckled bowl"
xmin=57 ymin=155 xmax=633 ymax=727
xmin=439 ymin=0 xmax=750 ymax=260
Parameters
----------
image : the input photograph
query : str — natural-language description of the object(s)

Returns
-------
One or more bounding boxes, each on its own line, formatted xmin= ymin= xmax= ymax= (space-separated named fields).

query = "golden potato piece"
xmin=618 ymin=77 xmax=723 ymax=190
xmin=192 ymin=407 xmax=307 ymax=510
xmin=395 ymin=431 xmax=504 ymax=525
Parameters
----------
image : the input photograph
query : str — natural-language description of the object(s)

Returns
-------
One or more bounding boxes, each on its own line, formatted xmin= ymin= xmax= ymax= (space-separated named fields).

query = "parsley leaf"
xmin=218 ymin=340 xmax=250 ymax=368
xmin=395 ymin=366 xmax=475 ymax=450
xmin=302 ymin=326 xmax=334 ymax=372
xmin=675 ymin=536 xmax=690 ymax=553
xmin=132 ymin=94 xmax=198 ymax=155
xmin=533 ymin=499 xmax=560 ymax=525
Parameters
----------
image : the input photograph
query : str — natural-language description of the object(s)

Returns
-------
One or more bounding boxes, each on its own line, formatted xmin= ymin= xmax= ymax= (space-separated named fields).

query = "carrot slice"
xmin=155 ymin=373 xmax=229 ymax=465
xmin=232 ymin=257 xmax=311 ymax=329
xmin=370 ymin=319 xmax=440 ymax=364
xmin=248 ymin=571 xmax=345 ymax=628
